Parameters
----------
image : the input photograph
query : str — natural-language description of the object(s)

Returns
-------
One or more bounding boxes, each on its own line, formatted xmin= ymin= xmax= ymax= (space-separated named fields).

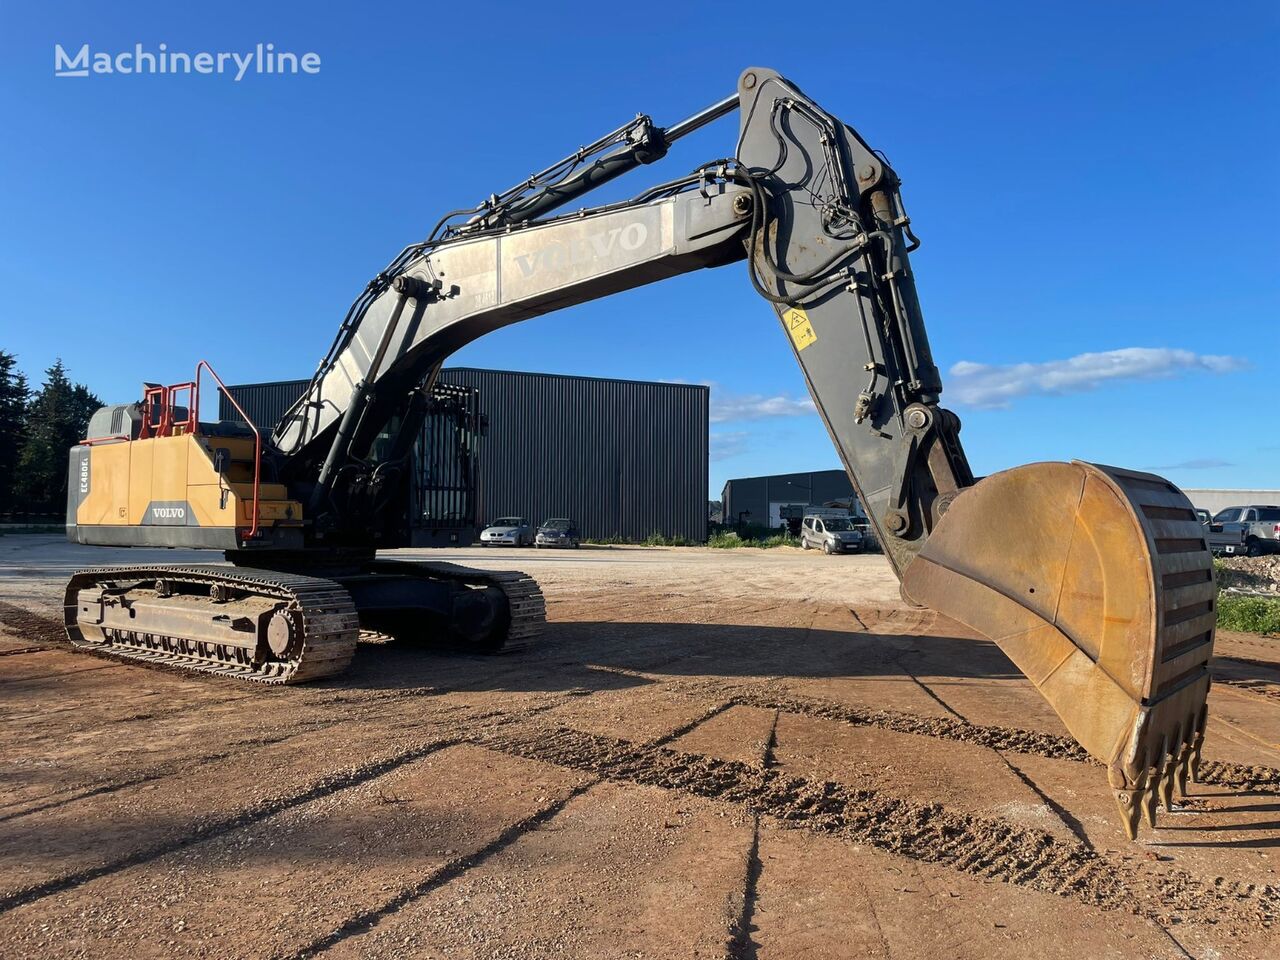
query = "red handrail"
xmin=167 ymin=382 xmax=197 ymax=435
xmin=78 ymin=434 xmax=130 ymax=445
xmin=193 ymin=361 xmax=261 ymax=539
xmin=139 ymin=386 xmax=166 ymax=439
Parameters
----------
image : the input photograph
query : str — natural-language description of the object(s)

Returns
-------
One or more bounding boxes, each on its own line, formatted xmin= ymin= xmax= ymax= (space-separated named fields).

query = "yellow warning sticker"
xmin=782 ymin=306 xmax=817 ymax=351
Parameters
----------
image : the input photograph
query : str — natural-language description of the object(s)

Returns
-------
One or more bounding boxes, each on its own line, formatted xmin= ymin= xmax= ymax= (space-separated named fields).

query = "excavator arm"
xmin=275 ymin=68 xmax=971 ymax=577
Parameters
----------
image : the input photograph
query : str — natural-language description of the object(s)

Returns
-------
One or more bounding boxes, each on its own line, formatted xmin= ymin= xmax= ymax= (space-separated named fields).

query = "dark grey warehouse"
xmin=221 ymin=368 xmax=709 ymax=543
xmin=720 ymin=469 xmax=860 ymax=530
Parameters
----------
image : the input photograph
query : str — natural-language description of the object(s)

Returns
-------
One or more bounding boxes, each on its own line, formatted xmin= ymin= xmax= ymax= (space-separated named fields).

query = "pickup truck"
xmin=1196 ymin=509 xmax=1245 ymax=556
xmin=1207 ymin=505 xmax=1280 ymax=556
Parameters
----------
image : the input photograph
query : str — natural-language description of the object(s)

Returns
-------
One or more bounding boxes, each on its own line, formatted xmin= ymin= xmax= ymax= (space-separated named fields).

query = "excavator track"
xmin=62 ymin=560 xmax=545 ymax=684
xmin=63 ymin=565 xmax=360 ymax=684
xmin=364 ymin=559 xmax=546 ymax=653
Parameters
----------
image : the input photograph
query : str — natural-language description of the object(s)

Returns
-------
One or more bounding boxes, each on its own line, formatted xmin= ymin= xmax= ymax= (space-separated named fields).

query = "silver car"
xmin=801 ymin=515 xmax=864 ymax=554
xmin=480 ymin=516 xmax=531 ymax=546
xmin=535 ymin=517 xmax=580 ymax=548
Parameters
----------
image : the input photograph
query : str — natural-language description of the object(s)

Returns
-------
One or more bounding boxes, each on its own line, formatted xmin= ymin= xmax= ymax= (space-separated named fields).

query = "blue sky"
xmin=2 ymin=1 xmax=1276 ymax=497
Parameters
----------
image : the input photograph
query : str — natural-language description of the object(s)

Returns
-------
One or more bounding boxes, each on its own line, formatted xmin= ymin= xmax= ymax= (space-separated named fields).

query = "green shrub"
xmin=584 ymin=532 xmax=697 ymax=546
xmin=1217 ymin=594 xmax=1280 ymax=634
xmin=707 ymin=530 xmax=799 ymax=549
xmin=641 ymin=531 xmax=694 ymax=547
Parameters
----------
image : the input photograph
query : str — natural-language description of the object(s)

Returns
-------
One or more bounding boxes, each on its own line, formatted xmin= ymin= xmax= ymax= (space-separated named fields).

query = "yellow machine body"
xmin=67 ymin=433 xmax=303 ymax=550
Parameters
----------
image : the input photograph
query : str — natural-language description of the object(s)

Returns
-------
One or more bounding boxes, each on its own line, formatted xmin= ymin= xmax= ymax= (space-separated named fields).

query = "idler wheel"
xmin=266 ymin=610 xmax=299 ymax=659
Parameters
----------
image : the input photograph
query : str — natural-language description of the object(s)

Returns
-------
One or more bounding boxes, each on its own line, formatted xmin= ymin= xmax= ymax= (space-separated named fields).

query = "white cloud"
xmin=947 ymin=347 xmax=1246 ymax=409
xmin=1147 ymin=458 xmax=1235 ymax=470
xmin=662 ymin=378 xmax=818 ymax=424
xmin=710 ymin=430 xmax=750 ymax=461
xmin=711 ymin=391 xmax=816 ymax=423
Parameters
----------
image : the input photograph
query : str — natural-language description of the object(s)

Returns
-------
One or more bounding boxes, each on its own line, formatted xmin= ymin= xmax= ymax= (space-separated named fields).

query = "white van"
xmin=800 ymin=514 xmax=864 ymax=554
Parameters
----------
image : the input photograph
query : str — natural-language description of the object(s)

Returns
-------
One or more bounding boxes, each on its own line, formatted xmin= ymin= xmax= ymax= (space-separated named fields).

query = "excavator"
xmin=63 ymin=67 xmax=1216 ymax=839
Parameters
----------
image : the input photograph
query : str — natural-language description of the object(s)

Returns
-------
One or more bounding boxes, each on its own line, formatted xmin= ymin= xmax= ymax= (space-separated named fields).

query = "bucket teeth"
xmin=1189 ymin=701 xmax=1208 ymax=784
xmin=899 ymin=460 xmax=1219 ymax=842
xmin=1113 ymin=788 xmax=1143 ymax=841
xmin=1141 ymin=776 xmax=1159 ymax=830
xmin=1176 ymin=745 xmax=1191 ymax=798
xmin=1159 ymin=748 xmax=1178 ymax=811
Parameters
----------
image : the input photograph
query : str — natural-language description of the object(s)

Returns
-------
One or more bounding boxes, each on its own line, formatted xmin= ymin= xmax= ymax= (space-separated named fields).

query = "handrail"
xmin=168 ymin=381 xmax=197 ymax=435
xmin=139 ymin=385 xmax=165 ymax=440
xmin=193 ymin=360 xmax=261 ymax=538
xmin=78 ymin=434 xmax=130 ymax=445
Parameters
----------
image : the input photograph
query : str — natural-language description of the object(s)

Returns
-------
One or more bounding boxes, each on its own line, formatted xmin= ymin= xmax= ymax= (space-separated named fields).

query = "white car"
xmin=800 ymin=514 xmax=864 ymax=554
xmin=480 ymin=517 xmax=531 ymax=546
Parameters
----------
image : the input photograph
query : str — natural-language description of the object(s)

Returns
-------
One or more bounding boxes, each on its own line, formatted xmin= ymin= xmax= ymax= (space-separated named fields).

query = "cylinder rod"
xmin=662 ymin=93 xmax=740 ymax=144
xmin=493 ymin=93 xmax=740 ymax=229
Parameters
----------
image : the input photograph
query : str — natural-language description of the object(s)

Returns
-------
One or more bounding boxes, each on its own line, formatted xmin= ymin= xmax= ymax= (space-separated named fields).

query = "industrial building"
xmin=1182 ymin=489 xmax=1280 ymax=514
xmin=720 ymin=469 xmax=859 ymax=530
xmin=220 ymin=368 xmax=709 ymax=543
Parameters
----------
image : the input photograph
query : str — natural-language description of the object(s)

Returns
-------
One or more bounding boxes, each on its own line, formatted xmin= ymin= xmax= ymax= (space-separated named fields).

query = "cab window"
xmin=803 ymin=518 xmax=814 ymax=530
xmin=1213 ymin=509 xmax=1241 ymax=523
xmin=815 ymin=520 xmax=825 ymax=533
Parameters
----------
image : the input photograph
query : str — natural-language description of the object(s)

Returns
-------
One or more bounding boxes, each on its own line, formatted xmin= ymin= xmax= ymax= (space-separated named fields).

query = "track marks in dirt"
xmin=285 ymin=782 xmax=597 ymax=959
xmin=1216 ymin=677 xmax=1280 ymax=704
xmin=725 ymin=713 xmax=777 ymax=960
xmin=0 ymin=738 xmax=467 ymax=915
xmin=725 ymin=817 xmax=763 ymax=960
xmin=291 ymin=699 xmax=737 ymax=957
xmin=710 ymin=684 xmax=1280 ymax=795
xmin=0 ymin=601 xmax=65 ymax=647
xmin=476 ymin=723 xmax=1280 ymax=928
xmin=0 ymin=646 xmax=49 ymax=658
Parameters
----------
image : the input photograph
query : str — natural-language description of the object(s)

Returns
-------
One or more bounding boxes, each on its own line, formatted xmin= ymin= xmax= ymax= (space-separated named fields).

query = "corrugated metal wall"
xmin=721 ymin=469 xmax=857 ymax=529
xmin=220 ymin=368 xmax=709 ymax=542
xmin=219 ymin=378 xmax=309 ymax=431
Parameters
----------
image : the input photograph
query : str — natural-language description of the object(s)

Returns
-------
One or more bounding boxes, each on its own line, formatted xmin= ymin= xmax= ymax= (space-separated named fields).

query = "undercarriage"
xmin=64 ymin=559 xmax=545 ymax=684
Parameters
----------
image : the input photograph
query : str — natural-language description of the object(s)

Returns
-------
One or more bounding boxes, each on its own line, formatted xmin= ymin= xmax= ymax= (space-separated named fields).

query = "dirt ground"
xmin=1 ymin=535 xmax=1277 ymax=960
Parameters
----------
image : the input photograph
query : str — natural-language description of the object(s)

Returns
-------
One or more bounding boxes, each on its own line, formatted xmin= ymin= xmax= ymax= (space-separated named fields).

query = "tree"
xmin=15 ymin=360 xmax=102 ymax=515
xmin=0 ymin=351 xmax=30 ymax=513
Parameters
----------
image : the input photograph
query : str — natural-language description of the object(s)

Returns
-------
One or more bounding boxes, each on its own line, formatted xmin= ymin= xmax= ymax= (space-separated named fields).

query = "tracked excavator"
xmin=63 ymin=68 xmax=1217 ymax=839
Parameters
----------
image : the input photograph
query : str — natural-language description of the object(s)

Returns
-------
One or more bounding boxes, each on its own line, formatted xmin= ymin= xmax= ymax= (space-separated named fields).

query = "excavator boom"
xmin=65 ymin=67 xmax=1216 ymax=838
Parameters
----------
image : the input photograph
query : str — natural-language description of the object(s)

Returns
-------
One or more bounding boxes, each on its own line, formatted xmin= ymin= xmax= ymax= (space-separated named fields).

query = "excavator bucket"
xmin=901 ymin=461 xmax=1215 ymax=839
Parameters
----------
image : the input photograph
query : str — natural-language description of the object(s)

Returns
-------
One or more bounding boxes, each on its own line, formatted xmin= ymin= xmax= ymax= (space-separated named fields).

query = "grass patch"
xmin=1214 ymin=557 xmax=1280 ymax=633
xmin=582 ymin=532 xmax=697 ymax=546
xmin=641 ymin=531 xmax=694 ymax=547
xmin=1217 ymin=593 xmax=1280 ymax=633
xmin=708 ymin=531 xmax=799 ymax=549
